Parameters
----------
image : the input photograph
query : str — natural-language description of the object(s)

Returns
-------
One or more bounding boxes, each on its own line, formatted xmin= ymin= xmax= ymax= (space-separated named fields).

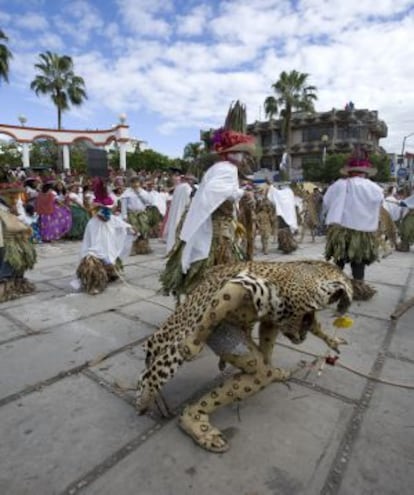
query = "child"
xmin=20 ymin=203 xmax=42 ymax=244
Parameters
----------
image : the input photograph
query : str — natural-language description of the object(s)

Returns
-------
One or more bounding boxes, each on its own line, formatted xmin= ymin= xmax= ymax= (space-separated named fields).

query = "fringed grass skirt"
xmin=3 ymin=232 xmax=37 ymax=275
xmin=325 ymin=225 xmax=379 ymax=265
xmin=399 ymin=211 xmax=414 ymax=245
xmin=160 ymin=216 xmax=245 ymax=297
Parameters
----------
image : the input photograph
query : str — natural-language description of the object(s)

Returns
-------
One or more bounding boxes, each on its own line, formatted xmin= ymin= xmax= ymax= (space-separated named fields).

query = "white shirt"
xmin=120 ymin=187 xmax=150 ymax=219
xmin=323 ymin=177 xmax=383 ymax=232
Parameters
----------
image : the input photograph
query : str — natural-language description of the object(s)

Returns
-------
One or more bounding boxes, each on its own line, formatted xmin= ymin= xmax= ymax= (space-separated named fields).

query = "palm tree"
xmin=265 ymin=70 xmax=318 ymax=178
xmin=30 ymin=51 xmax=87 ymax=129
xmin=183 ymin=142 xmax=204 ymax=162
xmin=0 ymin=29 xmax=12 ymax=84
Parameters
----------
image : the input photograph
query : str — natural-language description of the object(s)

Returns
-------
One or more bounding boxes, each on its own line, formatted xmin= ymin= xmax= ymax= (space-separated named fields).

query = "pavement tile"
xmin=91 ymin=344 xmax=226 ymax=413
xmin=83 ymin=385 xmax=353 ymax=495
xmin=0 ymin=374 xmax=154 ymax=495
xmin=338 ymin=358 xmax=414 ymax=495
xmin=0 ymin=285 xmax=66 ymax=310
xmin=119 ymin=299 xmax=172 ymax=327
xmin=274 ymin=311 xmax=389 ymax=401
xmin=388 ymin=309 xmax=414 ymax=360
xmin=3 ymin=283 xmax=153 ymax=331
xmin=0 ymin=312 xmax=152 ymax=400
xmin=0 ymin=314 xmax=27 ymax=341
xmin=349 ymin=283 xmax=403 ymax=321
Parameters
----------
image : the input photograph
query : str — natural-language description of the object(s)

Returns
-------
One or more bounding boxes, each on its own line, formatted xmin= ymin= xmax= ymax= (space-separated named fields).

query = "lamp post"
xmin=321 ymin=134 xmax=329 ymax=165
xmin=401 ymin=132 xmax=414 ymax=187
xmin=401 ymin=132 xmax=414 ymax=158
xmin=18 ymin=114 xmax=27 ymax=126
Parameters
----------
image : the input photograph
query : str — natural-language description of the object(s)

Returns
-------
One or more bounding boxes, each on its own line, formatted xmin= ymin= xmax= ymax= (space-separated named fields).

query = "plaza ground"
xmin=0 ymin=236 xmax=413 ymax=495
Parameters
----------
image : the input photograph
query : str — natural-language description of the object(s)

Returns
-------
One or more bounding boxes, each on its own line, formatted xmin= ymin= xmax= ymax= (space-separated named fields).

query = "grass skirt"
xmin=76 ymin=255 xmax=123 ymax=294
xmin=128 ymin=210 xmax=152 ymax=254
xmin=3 ymin=232 xmax=37 ymax=274
xmin=160 ymin=215 xmax=245 ymax=297
xmin=66 ymin=204 xmax=90 ymax=240
xmin=325 ymin=225 xmax=379 ymax=265
xmin=399 ymin=211 xmax=414 ymax=245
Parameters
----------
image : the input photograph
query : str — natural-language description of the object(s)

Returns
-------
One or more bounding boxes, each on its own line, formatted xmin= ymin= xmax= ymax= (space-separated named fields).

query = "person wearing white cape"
xmin=323 ymin=148 xmax=383 ymax=300
xmin=267 ymin=184 xmax=298 ymax=253
xmin=163 ymin=175 xmax=195 ymax=254
xmin=160 ymin=129 xmax=257 ymax=298
xmin=76 ymin=178 xmax=135 ymax=295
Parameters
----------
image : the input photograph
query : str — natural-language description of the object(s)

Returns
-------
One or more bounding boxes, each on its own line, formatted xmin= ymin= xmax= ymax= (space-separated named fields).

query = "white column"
xmin=119 ymin=141 xmax=127 ymax=171
xmin=63 ymin=144 xmax=70 ymax=171
xmin=22 ymin=142 xmax=30 ymax=169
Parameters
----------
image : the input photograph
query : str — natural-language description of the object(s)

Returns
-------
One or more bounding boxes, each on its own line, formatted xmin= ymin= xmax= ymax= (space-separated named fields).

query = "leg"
xmin=350 ymin=261 xmax=365 ymax=280
xmin=258 ymin=320 xmax=279 ymax=365
xmin=136 ymin=343 xmax=184 ymax=414
xmin=178 ymin=338 xmax=290 ymax=453
xmin=350 ymin=261 xmax=376 ymax=300
xmin=180 ymin=282 xmax=253 ymax=360
xmin=261 ymin=231 xmax=269 ymax=254
xmin=310 ymin=317 xmax=347 ymax=352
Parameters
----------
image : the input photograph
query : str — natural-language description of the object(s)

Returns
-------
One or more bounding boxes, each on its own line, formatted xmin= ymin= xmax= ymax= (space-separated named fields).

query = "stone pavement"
xmin=0 ymin=236 xmax=413 ymax=495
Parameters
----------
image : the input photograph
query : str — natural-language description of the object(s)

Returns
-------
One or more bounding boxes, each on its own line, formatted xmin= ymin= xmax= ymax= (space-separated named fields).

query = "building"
xmin=201 ymin=107 xmax=388 ymax=180
xmin=248 ymin=107 xmax=388 ymax=179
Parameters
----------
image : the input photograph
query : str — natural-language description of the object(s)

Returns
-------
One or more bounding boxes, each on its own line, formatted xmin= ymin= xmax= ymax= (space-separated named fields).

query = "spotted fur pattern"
xmin=137 ymin=260 xmax=353 ymax=413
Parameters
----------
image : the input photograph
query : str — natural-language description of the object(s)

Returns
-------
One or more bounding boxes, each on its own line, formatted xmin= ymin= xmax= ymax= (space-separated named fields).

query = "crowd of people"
xmin=0 ymin=146 xmax=413 ymax=302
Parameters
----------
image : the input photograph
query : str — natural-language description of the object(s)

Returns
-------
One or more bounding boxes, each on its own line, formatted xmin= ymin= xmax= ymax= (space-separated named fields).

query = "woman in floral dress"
xmin=35 ymin=182 xmax=72 ymax=242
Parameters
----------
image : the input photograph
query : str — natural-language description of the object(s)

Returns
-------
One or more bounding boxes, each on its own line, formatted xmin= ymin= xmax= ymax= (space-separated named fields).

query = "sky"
xmin=1 ymin=0 xmax=414 ymax=158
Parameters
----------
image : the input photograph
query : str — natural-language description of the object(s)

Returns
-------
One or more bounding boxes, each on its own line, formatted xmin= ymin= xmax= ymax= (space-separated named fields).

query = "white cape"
xmin=267 ymin=185 xmax=298 ymax=230
xmin=80 ymin=215 xmax=134 ymax=265
xmin=180 ymin=161 xmax=243 ymax=273
xmin=323 ymin=177 xmax=383 ymax=232
xmin=164 ymin=182 xmax=192 ymax=254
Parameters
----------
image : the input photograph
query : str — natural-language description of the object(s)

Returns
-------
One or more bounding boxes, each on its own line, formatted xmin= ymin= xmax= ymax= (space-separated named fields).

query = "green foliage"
xmin=69 ymin=142 xmax=88 ymax=174
xmin=30 ymin=139 xmax=58 ymax=168
xmin=183 ymin=142 xmax=204 ymax=161
xmin=30 ymin=51 xmax=87 ymax=129
xmin=302 ymin=152 xmax=391 ymax=183
xmin=126 ymin=149 xmax=172 ymax=172
xmin=0 ymin=29 xmax=12 ymax=84
xmin=0 ymin=141 xmax=22 ymax=169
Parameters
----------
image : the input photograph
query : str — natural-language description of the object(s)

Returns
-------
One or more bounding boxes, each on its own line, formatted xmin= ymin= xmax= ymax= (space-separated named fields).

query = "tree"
xmin=265 ymin=70 xmax=318 ymax=178
xmin=29 ymin=139 xmax=59 ymax=169
xmin=30 ymin=51 xmax=87 ymax=129
xmin=0 ymin=141 xmax=21 ymax=170
xmin=126 ymin=149 xmax=172 ymax=172
xmin=302 ymin=151 xmax=391 ymax=184
xmin=0 ymin=29 xmax=12 ymax=84
xmin=183 ymin=142 xmax=203 ymax=162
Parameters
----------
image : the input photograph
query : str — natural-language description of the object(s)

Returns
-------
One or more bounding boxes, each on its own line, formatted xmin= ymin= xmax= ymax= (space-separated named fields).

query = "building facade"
xmin=246 ymin=108 xmax=388 ymax=179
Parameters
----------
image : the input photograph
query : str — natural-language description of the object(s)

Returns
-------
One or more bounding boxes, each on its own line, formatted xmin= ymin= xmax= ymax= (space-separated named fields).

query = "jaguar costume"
xmin=137 ymin=260 xmax=353 ymax=453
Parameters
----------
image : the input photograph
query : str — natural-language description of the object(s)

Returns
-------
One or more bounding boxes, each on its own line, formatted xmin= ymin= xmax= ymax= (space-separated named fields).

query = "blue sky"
xmin=1 ymin=0 xmax=414 ymax=158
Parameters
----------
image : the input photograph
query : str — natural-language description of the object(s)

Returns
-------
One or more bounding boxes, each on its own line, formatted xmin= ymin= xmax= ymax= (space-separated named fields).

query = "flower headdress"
xmin=340 ymin=145 xmax=377 ymax=177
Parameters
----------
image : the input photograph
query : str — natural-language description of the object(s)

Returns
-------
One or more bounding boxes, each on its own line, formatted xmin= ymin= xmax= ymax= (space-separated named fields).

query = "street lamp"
xmin=18 ymin=114 xmax=27 ymax=126
xmin=401 ymin=132 xmax=414 ymax=157
xmin=401 ymin=132 xmax=414 ymax=187
xmin=321 ymin=134 xmax=329 ymax=165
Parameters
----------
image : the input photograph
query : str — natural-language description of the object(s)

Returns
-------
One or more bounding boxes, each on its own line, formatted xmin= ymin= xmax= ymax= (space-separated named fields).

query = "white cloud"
xmin=3 ymin=0 xmax=414 ymax=155
xmin=176 ymin=5 xmax=211 ymax=37
xmin=116 ymin=0 xmax=174 ymax=38
xmin=15 ymin=12 xmax=48 ymax=31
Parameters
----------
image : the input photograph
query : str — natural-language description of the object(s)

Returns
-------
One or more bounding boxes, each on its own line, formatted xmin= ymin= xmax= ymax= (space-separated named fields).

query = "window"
xmin=302 ymin=127 xmax=333 ymax=142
